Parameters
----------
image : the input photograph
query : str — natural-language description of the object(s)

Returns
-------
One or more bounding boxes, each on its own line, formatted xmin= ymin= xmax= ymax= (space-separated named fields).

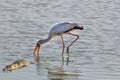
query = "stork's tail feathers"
xmin=74 ymin=26 xmax=84 ymax=30
xmin=69 ymin=22 xmax=84 ymax=30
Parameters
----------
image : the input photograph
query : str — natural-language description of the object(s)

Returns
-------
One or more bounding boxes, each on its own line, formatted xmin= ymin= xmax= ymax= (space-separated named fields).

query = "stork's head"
xmin=33 ymin=40 xmax=44 ymax=56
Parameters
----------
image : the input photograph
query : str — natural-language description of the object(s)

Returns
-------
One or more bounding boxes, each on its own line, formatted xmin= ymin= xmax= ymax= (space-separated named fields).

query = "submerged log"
xmin=3 ymin=59 xmax=30 ymax=72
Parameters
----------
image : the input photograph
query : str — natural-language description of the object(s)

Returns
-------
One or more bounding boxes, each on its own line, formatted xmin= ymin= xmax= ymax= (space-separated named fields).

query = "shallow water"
xmin=0 ymin=0 xmax=120 ymax=80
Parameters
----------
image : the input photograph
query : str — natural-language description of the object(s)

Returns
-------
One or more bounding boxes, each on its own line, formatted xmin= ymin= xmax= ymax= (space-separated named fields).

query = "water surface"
xmin=0 ymin=0 xmax=120 ymax=80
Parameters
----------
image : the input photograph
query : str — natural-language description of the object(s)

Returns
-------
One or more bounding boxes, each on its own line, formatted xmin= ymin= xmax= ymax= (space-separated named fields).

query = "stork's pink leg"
xmin=61 ymin=35 xmax=65 ymax=58
xmin=67 ymin=32 xmax=79 ymax=57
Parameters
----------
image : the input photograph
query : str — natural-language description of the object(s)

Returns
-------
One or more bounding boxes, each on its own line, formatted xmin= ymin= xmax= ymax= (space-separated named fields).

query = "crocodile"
xmin=3 ymin=59 xmax=30 ymax=72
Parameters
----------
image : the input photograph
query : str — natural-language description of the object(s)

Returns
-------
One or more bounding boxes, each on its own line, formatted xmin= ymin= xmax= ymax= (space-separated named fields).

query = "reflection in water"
xmin=33 ymin=51 xmax=70 ymax=64
xmin=48 ymin=62 xmax=65 ymax=80
xmin=34 ymin=54 xmax=40 ymax=62
xmin=48 ymin=58 xmax=79 ymax=80
xmin=35 ymin=56 xmax=79 ymax=80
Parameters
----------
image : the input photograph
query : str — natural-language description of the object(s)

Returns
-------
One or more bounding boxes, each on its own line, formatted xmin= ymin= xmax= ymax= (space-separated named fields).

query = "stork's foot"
xmin=62 ymin=56 xmax=64 ymax=64
xmin=66 ymin=47 xmax=70 ymax=57
xmin=66 ymin=57 xmax=69 ymax=65
xmin=62 ymin=46 xmax=65 ymax=57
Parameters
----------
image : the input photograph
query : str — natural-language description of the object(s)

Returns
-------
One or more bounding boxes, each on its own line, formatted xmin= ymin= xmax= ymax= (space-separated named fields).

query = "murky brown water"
xmin=0 ymin=0 xmax=120 ymax=80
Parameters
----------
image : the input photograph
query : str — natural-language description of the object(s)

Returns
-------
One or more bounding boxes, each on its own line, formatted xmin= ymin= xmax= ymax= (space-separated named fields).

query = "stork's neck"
xmin=42 ymin=34 xmax=53 ymax=44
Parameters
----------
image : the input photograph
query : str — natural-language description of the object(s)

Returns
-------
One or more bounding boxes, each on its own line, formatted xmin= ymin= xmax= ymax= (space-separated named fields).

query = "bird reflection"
xmin=34 ymin=54 xmax=70 ymax=65
xmin=34 ymin=55 xmax=78 ymax=80
xmin=48 ymin=57 xmax=78 ymax=80
xmin=33 ymin=54 xmax=40 ymax=62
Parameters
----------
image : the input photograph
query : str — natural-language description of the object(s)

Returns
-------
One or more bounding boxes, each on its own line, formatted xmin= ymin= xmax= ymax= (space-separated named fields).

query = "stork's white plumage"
xmin=50 ymin=22 xmax=75 ymax=34
xmin=33 ymin=22 xmax=84 ymax=58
